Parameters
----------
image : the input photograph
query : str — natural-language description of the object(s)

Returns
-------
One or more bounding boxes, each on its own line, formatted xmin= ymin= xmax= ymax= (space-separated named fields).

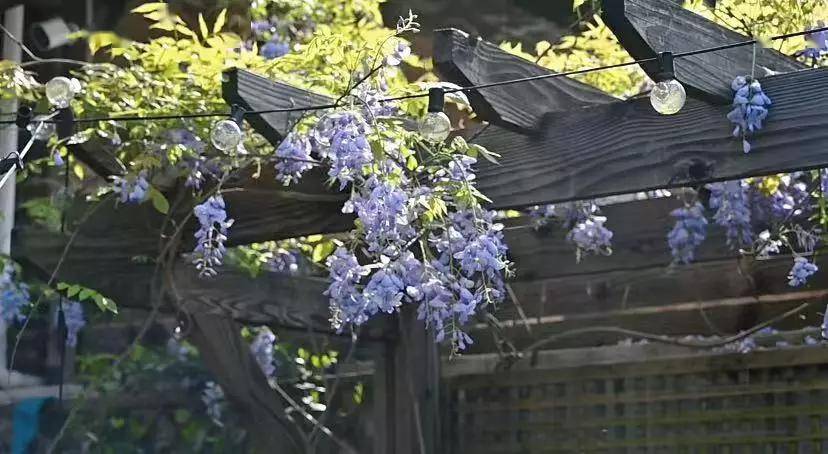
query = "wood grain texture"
xmin=433 ymin=28 xmax=616 ymax=131
xmin=602 ymin=0 xmax=804 ymax=101
xmin=505 ymin=197 xmax=732 ymax=281
xmin=188 ymin=313 xmax=304 ymax=453
xmin=13 ymin=211 xmax=332 ymax=328
xmin=472 ymin=68 xmax=828 ymax=208
xmin=474 ymin=254 xmax=827 ymax=353
xmin=222 ymin=68 xmax=333 ymax=145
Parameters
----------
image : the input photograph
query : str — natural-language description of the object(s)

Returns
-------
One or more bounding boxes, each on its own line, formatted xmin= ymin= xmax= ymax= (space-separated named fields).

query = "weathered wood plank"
xmin=472 ymin=68 xmax=828 ymax=208
xmin=602 ymin=0 xmax=804 ymax=101
xmin=433 ymin=28 xmax=616 ymax=131
xmin=472 ymin=253 xmax=827 ymax=353
xmin=187 ymin=313 xmax=305 ymax=453
xmin=222 ymin=68 xmax=333 ymax=143
xmin=13 ymin=214 xmax=332 ymax=328
xmin=506 ymin=196 xmax=733 ymax=281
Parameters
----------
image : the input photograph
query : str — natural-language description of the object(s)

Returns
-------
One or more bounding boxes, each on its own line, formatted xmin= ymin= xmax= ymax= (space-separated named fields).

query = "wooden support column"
xmin=187 ymin=312 xmax=305 ymax=453
xmin=387 ymin=306 xmax=441 ymax=454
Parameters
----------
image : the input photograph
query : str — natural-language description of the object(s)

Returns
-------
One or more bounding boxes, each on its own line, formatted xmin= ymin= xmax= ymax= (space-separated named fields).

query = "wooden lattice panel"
xmin=445 ymin=345 xmax=828 ymax=453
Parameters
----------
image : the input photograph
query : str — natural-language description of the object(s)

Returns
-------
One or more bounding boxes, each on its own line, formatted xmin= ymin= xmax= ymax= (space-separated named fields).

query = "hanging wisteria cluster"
xmin=528 ymin=202 xmax=614 ymax=259
xmin=111 ymin=172 xmax=150 ymax=204
xmin=799 ymin=23 xmax=828 ymax=62
xmin=667 ymin=202 xmax=708 ymax=264
xmin=0 ymin=262 xmax=30 ymax=324
xmin=727 ymin=76 xmax=772 ymax=154
xmin=250 ymin=328 xmax=278 ymax=378
xmin=666 ymin=171 xmax=820 ymax=288
xmin=192 ymin=196 xmax=234 ymax=277
xmin=61 ymin=301 xmax=87 ymax=347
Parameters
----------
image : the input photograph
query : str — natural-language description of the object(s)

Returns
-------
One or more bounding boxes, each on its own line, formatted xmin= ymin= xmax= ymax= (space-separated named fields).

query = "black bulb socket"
xmin=427 ymin=88 xmax=445 ymax=113
xmin=655 ymin=52 xmax=676 ymax=83
xmin=15 ymin=105 xmax=33 ymax=129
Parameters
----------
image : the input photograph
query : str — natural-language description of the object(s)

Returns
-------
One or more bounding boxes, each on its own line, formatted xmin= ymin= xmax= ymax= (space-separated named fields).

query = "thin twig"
xmin=518 ymin=302 xmax=812 ymax=365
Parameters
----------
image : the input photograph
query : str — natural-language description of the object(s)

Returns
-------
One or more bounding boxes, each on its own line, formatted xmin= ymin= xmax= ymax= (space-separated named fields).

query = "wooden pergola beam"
xmin=470 ymin=69 xmax=828 ymax=208
xmin=432 ymin=28 xmax=616 ymax=131
xmin=602 ymin=0 xmax=805 ymax=101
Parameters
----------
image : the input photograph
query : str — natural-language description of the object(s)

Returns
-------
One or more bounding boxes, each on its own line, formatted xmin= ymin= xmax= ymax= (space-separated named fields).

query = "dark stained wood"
xmin=505 ymin=196 xmax=733 ymax=282
xmin=13 ymin=213 xmax=332 ymax=328
xmin=390 ymin=306 xmax=441 ymax=454
xmin=472 ymin=68 xmax=828 ymax=208
xmin=188 ymin=313 xmax=305 ymax=453
xmin=601 ymin=0 xmax=805 ymax=101
xmin=69 ymin=140 xmax=126 ymax=177
xmin=222 ymin=68 xmax=334 ymax=144
xmin=475 ymin=253 xmax=828 ymax=353
xmin=433 ymin=28 xmax=616 ymax=131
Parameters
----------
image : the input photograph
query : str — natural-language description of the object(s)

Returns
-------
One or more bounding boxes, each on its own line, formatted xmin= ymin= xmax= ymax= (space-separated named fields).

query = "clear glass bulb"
xmin=419 ymin=111 xmax=451 ymax=142
xmin=45 ymin=76 xmax=76 ymax=108
xmin=211 ymin=119 xmax=243 ymax=151
xmin=650 ymin=78 xmax=686 ymax=115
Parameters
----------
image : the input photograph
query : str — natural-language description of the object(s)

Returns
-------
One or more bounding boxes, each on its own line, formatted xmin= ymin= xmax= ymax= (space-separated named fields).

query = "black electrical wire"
xmin=0 ymin=25 xmax=825 ymax=126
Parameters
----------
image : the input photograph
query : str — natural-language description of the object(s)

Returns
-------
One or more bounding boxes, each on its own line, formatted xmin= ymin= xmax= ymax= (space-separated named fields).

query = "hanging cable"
xmin=0 ymin=25 xmax=823 ymax=126
xmin=0 ymin=110 xmax=59 ymax=190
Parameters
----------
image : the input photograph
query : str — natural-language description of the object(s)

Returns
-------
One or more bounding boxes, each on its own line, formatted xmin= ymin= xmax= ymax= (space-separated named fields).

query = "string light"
xmin=0 ymin=26 xmax=823 ymax=128
xmin=650 ymin=52 xmax=686 ymax=115
xmin=44 ymin=76 xmax=80 ymax=108
xmin=419 ymin=87 xmax=451 ymax=142
xmin=211 ymin=105 xmax=246 ymax=152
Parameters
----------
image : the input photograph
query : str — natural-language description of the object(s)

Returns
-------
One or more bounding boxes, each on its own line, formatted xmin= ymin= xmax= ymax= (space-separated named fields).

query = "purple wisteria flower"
xmin=325 ymin=248 xmax=370 ymax=328
xmin=251 ymin=20 xmax=272 ymax=36
xmin=201 ymin=381 xmax=225 ymax=426
xmin=528 ymin=204 xmax=556 ymax=228
xmin=261 ymin=40 xmax=290 ymax=59
xmin=313 ymin=112 xmax=372 ymax=189
xmin=166 ymin=128 xmax=206 ymax=153
xmin=667 ymin=202 xmax=708 ymax=264
xmin=0 ymin=263 xmax=29 ymax=324
xmin=788 ymin=256 xmax=818 ymax=287
xmin=707 ymin=180 xmax=752 ymax=248
xmin=52 ymin=150 xmax=64 ymax=167
xmin=112 ymin=172 xmax=149 ymax=204
xmin=727 ymin=76 xmax=772 ymax=154
xmin=347 ymin=176 xmax=416 ymax=255
xmin=567 ymin=216 xmax=613 ymax=256
xmin=800 ymin=23 xmax=828 ymax=62
xmin=61 ymin=301 xmax=86 ymax=348
xmin=192 ymin=196 xmax=234 ymax=277
xmin=275 ymin=133 xmax=314 ymax=185
xmin=268 ymin=249 xmax=300 ymax=275
xmin=822 ymin=303 xmax=828 ymax=340
xmin=250 ymin=329 xmax=277 ymax=378
xmin=386 ymin=42 xmax=411 ymax=66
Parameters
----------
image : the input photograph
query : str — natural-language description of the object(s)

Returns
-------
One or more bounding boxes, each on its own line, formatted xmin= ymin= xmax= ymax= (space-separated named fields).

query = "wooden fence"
xmin=443 ymin=339 xmax=828 ymax=453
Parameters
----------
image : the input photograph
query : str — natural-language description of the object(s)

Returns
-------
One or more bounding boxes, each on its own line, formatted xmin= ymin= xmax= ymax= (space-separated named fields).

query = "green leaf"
xmin=79 ymin=288 xmax=94 ymax=301
xmin=56 ymin=282 xmax=70 ymax=291
xmin=67 ymin=285 xmax=81 ymax=298
xmin=573 ymin=0 xmax=587 ymax=10
xmin=93 ymin=294 xmax=118 ymax=314
xmin=174 ymin=409 xmax=191 ymax=423
xmin=148 ymin=187 xmax=170 ymax=215
xmin=213 ymin=9 xmax=227 ymax=35
xmin=198 ymin=14 xmax=209 ymax=40
xmin=88 ymin=32 xmax=121 ymax=55
xmin=131 ymin=2 xmax=166 ymax=14
xmin=312 ymin=241 xmax=336 ymax=263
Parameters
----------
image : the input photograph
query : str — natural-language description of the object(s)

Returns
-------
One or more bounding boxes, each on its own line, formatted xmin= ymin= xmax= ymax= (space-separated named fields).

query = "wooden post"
xmin=389 ymin=306 xmax=441 ymax=454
